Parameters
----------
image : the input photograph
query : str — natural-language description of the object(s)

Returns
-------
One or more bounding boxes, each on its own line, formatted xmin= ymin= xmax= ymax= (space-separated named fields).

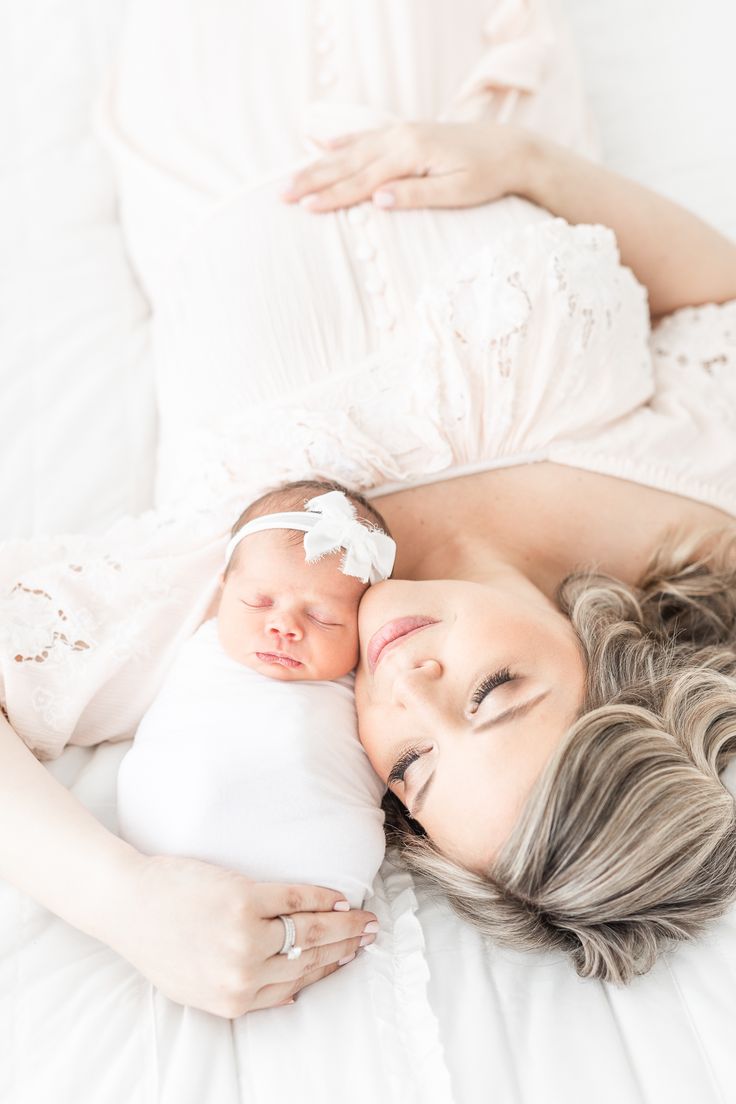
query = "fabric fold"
xmin=365 ymin=852 xmax=456 ymax=1104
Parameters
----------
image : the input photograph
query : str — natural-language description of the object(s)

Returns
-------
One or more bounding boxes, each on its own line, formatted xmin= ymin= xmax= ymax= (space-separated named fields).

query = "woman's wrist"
xmin=512 ymin=130 xmax=560 ymax=209
xmin=81 ymin=834 xmax=148 ymax=948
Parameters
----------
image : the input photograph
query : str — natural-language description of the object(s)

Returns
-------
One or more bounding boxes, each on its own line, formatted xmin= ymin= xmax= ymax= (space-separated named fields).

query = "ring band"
xmin=277 ymin=914 xmax=302 ymax=960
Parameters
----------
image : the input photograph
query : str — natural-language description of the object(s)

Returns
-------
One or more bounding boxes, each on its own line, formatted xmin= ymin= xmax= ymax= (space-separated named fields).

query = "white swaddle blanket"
xmin=116 ymin=619 xmax=387 ymax=908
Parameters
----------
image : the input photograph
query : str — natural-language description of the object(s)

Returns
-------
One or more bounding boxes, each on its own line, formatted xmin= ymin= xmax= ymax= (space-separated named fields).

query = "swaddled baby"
xmin=116 ymin=480 xmax=396 ymax=908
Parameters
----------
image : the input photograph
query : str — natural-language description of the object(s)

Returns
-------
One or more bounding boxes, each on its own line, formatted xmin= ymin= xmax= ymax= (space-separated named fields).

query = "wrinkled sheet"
xmin=2 ymin=741 xmax=736 ymax=1104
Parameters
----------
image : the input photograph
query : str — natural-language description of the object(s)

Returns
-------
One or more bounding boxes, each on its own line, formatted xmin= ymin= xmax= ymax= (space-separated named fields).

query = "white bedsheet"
xmin=3 ymin=3 xmax=736 ymax=1103
xmin=3 ymin=740 xmax=736 ymax=1104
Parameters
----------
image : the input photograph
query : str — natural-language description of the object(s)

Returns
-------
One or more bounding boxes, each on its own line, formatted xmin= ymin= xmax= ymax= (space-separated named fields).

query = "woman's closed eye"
xmin=469 ymin=666 xmax=516 ymax=713
xmin=387 ymin=666 xmax=518 ymax=793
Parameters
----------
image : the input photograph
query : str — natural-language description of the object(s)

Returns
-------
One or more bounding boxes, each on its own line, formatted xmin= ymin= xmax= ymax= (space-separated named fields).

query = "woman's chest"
xmin=376 ymin=462 xmax=734 ymax=589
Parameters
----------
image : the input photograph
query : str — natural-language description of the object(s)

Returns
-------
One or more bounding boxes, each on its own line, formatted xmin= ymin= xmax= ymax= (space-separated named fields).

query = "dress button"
xmin=315 ymin=11 xmax=330 ymax=29
xmin=365 ymin=275 xmax=386 ymax=296
xmin=317 ymin=69 xmax=337 ymax=87
xmin=315 ymin=35 xmax=334 ymax=53
xmin=347 ymin=205 xmax=369 ymax=226
xmin=355 ymin=242 xmax=376 ymax=262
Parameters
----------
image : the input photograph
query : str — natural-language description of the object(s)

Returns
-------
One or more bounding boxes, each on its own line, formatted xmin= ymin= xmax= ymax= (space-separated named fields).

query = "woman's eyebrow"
xmin=411 ymin=692 xmax=550 ymax=817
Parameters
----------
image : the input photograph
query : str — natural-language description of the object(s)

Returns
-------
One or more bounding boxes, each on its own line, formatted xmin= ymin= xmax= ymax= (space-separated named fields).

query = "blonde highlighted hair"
xmin=383 ymin=529 xmax=736 ymax=984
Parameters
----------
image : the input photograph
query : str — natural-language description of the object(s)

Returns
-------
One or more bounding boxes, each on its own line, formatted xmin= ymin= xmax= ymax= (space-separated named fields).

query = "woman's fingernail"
xmin=338 ymin=953 xmax=357 ymax=966
xmin=359 ymin=934 xmax=375 ymax=947
xmin=299 ymin=193 xmax=319 ymax=210
xmin=333 ymin=900 xmax=350 ymax=912
xmin=373 ymin=190 xmax=395 ymax=208
xmin=362 ymin=921 xmax=380 ymax=933
xmin=277 ymin=997 xmax=296 ymax=1006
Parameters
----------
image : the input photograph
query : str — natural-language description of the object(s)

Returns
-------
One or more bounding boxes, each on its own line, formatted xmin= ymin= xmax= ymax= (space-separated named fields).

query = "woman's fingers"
xmin=255 ymin=932 xmax=377 ymax=1010
xmin=282 ymin=126 xmax=417 ymax=205
xmin=283 ymin=153 xmax=355 ymax=200
xmin=254 ymin=881 xmax=378 ymax=953
xmin=310 ymin=132 xmax=359 ymax=150
xmin=268 ymin=924 xmax=378 ymax=978
xmin=282 ymin=133 xmax=376 ymax=200
xmin=250 ymin=961 xmax=341 ymax=1011
xmin=265 ymin=902 xmax=377 ymax=959
xmin=370 ymin=171 xmax=487 ymax=210
xmin=297 ymin=158 xmax=402 ymax=212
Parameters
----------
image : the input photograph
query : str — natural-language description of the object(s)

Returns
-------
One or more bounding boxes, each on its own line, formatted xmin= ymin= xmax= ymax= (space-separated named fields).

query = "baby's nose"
xmin=266 ymin=614 xmax=303 ymax=640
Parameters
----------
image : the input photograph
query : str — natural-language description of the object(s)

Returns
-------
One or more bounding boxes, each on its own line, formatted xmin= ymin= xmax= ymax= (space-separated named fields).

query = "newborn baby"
xmin=116 ymin=480 xmax=395 ymax=908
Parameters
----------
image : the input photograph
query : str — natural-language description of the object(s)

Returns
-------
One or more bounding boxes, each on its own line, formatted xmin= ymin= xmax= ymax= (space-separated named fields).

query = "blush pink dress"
xmin=2 ymin=0 xmax=735 ymax=761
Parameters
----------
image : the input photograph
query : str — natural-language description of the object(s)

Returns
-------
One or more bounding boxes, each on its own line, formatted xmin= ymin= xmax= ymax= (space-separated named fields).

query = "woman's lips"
xmin=256 ymin=652 xmax=303 ymax=669
xmin=367 ymin=617 xmax=437 ymax=672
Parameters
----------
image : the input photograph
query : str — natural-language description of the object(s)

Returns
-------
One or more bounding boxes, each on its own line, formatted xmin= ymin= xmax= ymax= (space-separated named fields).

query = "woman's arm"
xmin=524 ymin=137 xmax=736 ymax=318
xmin=0 ymin=713 xmax=142 ymax=940
xmin=0 ymin=715 xmax=376 ymax=1016
xmin=282 ymin=122 xmax=736 ymax=318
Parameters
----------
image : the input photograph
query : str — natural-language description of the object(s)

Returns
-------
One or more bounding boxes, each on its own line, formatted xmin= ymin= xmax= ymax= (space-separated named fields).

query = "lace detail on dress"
xmin=651 ymin=299 xmax=736 ymax=388
xmin=0 ymin=500 xmax=231 ymax=757
xmin=1 ymin=217 xmax=654 ymax=759
xmin=165 ymin=218 xmax=650 ymax=508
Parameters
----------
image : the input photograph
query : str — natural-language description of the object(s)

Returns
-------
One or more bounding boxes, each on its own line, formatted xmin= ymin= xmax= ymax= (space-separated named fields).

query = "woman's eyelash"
xmin=388 ymin=747 xmax=422 ymax=787
xmin=471 ymin=666 xmax=514 ymax=708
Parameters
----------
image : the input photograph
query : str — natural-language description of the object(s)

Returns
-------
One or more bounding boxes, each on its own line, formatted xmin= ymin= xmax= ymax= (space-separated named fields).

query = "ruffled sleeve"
xmin=363 ymin=851 xmax=456 ymax=1104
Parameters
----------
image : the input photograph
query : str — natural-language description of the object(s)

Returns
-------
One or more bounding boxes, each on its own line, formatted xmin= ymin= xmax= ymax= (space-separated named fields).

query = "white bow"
xmin=303 ymin=491 xmax=396 ymax=584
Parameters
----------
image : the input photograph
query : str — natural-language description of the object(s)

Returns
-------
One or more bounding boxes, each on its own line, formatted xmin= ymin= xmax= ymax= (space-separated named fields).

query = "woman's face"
xmin=354 ymin=576 xmax=587 ymax=872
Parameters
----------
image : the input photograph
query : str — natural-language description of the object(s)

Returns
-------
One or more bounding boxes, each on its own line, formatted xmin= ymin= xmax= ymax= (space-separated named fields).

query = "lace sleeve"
xmin=650 ymin=299 xmax=736 ymax=383
xmin=0 ymin=503 xmax=229 ymax=760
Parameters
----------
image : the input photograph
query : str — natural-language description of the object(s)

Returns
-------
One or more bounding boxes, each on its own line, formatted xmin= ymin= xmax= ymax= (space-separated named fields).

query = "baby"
xmin=116 ymin=480 xmax=395 ymax=909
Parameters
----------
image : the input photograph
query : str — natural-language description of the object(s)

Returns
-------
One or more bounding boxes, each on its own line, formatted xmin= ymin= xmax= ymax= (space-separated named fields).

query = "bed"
xmin=2 ymin=2 xmax=736 ymax=1102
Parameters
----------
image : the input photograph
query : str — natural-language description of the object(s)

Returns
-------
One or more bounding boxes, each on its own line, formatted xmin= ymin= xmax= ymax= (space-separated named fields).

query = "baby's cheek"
xmin=345 ymin=624 xmax=361 ymax=666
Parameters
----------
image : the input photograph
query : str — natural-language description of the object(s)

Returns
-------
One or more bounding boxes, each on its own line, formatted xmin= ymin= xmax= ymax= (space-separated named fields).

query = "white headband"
xmin=224 ymin=490 xmax=396 ymax=585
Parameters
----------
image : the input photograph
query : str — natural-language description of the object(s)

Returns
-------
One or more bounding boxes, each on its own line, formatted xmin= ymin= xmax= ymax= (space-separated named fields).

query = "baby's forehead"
xmin=233 ymin=545 xmax=367 ymax=604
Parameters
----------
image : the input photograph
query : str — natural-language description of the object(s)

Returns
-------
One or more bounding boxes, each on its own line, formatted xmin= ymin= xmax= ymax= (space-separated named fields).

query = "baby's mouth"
xmin=256 ymin=652 xmax=303 ymax=669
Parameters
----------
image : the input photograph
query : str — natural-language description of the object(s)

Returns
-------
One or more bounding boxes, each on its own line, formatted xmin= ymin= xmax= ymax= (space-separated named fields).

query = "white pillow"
xmin=0 ymin=1 xmax=156 ymax=540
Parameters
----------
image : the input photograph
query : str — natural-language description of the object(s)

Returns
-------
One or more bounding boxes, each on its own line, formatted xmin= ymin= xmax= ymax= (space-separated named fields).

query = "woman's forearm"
xmin=524 ymin=136 xmax=736 ymax=318
xmin=0 ymin=715 xmax=142 ymax=943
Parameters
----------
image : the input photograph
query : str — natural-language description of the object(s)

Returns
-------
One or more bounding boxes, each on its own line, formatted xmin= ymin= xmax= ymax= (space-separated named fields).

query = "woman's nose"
xmin=391 ymin=658 xmax=442 ymax=710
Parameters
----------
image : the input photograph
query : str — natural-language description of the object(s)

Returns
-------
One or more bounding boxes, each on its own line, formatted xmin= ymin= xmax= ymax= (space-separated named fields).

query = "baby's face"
xmin=217 ymin=530 xmax=367 ymax=680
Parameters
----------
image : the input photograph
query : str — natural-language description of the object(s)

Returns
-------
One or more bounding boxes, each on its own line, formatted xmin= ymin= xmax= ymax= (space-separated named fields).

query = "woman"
xmin=285 ymin=119 xmax=736 ymax=984
xmin=3 ymin=10 xmax=736 ymax=1021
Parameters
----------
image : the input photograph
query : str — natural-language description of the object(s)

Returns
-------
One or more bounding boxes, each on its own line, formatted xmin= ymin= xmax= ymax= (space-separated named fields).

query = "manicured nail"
xmin=277 ymin=997 xmax=296 ymax=1006
xmin=362 ymin=921 xmax=380 ymax=933
xmin=359 ymin=934 xmax=375 ymax=947
xmin=299 ymin=193 xmax=319 ymax=210
xmin=373 ymin=190 xmax=395 ymax=208
xmin=333 ymin=900 xmax=350 ymax=911
xmin=338 ymin=953 xmax=356 ymax=966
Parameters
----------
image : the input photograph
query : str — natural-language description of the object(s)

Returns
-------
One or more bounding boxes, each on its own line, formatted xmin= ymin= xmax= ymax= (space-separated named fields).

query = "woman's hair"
xmin=383 ymin=527 xmax=736 ymax=985
xmin=225 ymin=478 xmax=391 ymax=576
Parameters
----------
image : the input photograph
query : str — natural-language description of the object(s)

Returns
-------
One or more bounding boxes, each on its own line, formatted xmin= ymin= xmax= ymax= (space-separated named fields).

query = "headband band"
xmin=223 ymin=490 xmax=396 ymax=585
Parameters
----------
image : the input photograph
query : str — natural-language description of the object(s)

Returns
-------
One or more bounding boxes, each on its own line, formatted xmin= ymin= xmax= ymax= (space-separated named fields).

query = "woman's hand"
xmin=110 ymin=853 xmax=378 ymax=1018
xmin=281 ymin=121 xmax=537 ymax=213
